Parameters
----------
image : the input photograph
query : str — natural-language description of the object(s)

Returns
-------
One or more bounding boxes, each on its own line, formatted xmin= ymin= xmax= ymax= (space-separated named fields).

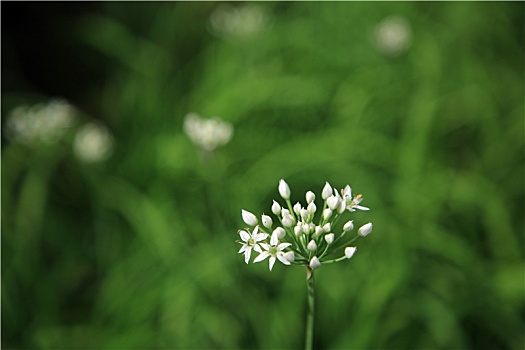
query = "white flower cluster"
xmin=209 ymin=3 xmax=270 ymax=39
xmin=4 ymin=99 xmax=76 ymax=146
xmin=237 ymin=179 xmax=373 ymax=271
xmin=183 ymin=112 xmax=234 ymax=152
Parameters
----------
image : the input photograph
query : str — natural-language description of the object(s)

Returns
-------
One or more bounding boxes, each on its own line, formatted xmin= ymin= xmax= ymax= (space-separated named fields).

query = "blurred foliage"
xmin=2 ymin=2 xmax=524 ymax=349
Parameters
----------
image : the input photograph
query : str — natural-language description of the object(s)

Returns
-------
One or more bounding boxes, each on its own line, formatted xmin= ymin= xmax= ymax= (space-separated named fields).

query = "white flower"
xmin=343 ymin=220 xmax=354 ymax=232
xmin=358 ymin=222 xmax=373 ymax=237
xmin=271 ymin=200 xmax=281 ymax=215
xmin=261 ymin=214 xmax=273 ymax=229
xmin=281 ymin=208 xmax=291 ymax=218
xmin=342 ymin=185 xmax=370 ymax=212
xmin=309 ymin=256 xmax=321 ymax=270
xmin=307 ymin=240 xmax=317 ymax=251
xmin=322 ymin=223 xmax=331 ymax=233
xmin=321 ymin=182 xmax=332 ymax=200
xmin=254 ymin=233 xmax=292 ymax=271
xmin=345 ymin=247 xmax=357 ymax=259
xmin=279 ymin=179 xmax=291 ymax=200
xmin=238 ymin=226 xmax=268 ymax=264
xmin=241 ymin=209 xmax=258 ymax=226
xmin=306 ymin=191 xmax=315 ymax=204
xmin=183 ymin=112 xmax=233 ymax=151
xmin=74 ymin=122 xmax=114 ymax=163
xmin=324 ymin=233 xmax=334 ymax=245
xmin=294 ymin=225 xmax=303 ymax=236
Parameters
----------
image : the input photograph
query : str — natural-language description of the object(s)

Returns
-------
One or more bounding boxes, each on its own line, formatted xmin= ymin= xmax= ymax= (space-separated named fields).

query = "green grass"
xmin=2 ymin=2 xmax=523 ymax=349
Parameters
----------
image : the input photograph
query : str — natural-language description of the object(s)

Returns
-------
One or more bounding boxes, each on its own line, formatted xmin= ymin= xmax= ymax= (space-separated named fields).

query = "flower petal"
xmin=355 ymin=205 xmax=370 ymax=211
xmin=239 ymin=230 xmax=250 ymax=242
xmin=244 ymin=247 xmax=252 ymax=264
xmin=253 ymin=251 xmax=270 ymax=263
xmin=277 ymin=242 xmax=292 ymax=250
xmin=269 ymin=256 xmax=276 ymax=271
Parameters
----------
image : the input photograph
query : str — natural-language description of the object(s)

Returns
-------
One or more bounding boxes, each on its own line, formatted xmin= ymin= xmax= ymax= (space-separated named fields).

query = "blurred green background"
xmin=2 ymin=2 xmax=524 ymax=349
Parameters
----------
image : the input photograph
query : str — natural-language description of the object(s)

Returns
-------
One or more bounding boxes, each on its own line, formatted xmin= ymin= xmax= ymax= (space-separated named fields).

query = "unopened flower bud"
xmin=272 ymin=200 xmax=281 ymax=215
xmin=294 ymin=225 xmax=303 ymax=236
xmin=314 ymin=226 xmax=323 ymax=238
xmin=241 ymin=209 xmax=258 ymax=226
xmin=284 ymin=251 xmax=295 ymax=263
xmin=327 ymin=195 xmax=340 ymax=210
xmin=279 ymin=179 xmax=291 ymax=200
xmin=309 ymin=256 xmax=321 ymax=269
xmin=302 ymin=223 xmax=310 ymax=234
xmin=324 ymin=233 xmax=334 ymax=244
xmin=273 ymin=227 xmax=286 ymax=239
xmin=262 ymin=214 xmax=273 ymax=229
xmin=307 ymin=202 xmax=316 ymax=215
xmin=300 ymin=208 xmax=309 ymax=221
xmin=358 ymin=222 xmax=373 ymax=237
xmin=322 ymin=182 xmax=332 ymax=200
xmin=282 ymin=215 xmax=294 ymax=227
xmin=345 ymin=247 xmax=357 ymax=259
xmin=307 ymin=240 xmax=317 ymax=251
xmin=322 ymin=223 xmax=331 ymax=233
xmin=343 ymin=220 xmax=354 ymax=232
xmin=293 ymin=202 xmax=302 ymax=216
xmin=306 ymin=191 xmax=315 ymax=204
xmin=281 ymin=208 xmax=290 ymax=218
xmin=323 ymin=208 xmax=332 ymax=220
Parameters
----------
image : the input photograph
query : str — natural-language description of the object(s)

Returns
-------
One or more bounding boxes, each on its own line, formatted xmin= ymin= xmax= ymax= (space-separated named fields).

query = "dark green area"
xmin=2 ymin=2 xmax=524 ymax=349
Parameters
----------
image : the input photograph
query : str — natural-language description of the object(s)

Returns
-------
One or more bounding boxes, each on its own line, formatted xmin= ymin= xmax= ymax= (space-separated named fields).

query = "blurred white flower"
xmin=210 ymin=3 xmax=270 ymax=39
xmin=73 ymin=122 xmax=114 ymax=163
xmin=5 ymin=99 xmax=76 ymax=146
xmin=183 ymin=112 xmax=233 ymax=152
xmin=373 ymin=15 xmax=412 ymax=57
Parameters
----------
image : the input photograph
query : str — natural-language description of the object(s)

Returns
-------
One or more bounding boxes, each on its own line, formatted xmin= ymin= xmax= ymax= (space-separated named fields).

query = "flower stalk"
xmin=305 ymin=268 xmax=315 ymax=350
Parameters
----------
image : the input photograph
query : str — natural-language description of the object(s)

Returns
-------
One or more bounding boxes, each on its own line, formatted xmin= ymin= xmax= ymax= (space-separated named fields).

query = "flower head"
xmin=236 ymin=179 xmax=373 ymax=272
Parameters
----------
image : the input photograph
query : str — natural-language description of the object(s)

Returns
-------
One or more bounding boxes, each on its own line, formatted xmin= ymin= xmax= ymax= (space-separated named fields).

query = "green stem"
xmin=305 ymin=268 xmax=315 ymax=350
